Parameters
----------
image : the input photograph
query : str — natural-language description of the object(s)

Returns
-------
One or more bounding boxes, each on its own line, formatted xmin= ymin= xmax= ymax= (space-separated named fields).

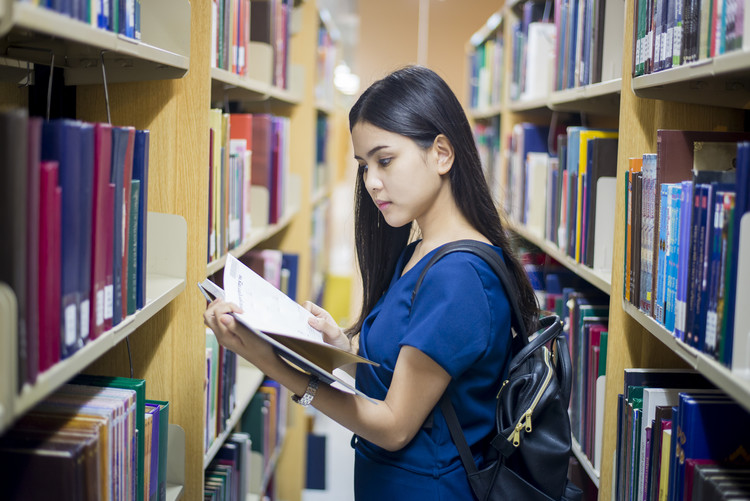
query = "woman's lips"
xmin=375 ymin=200 xmax=391 ymax=211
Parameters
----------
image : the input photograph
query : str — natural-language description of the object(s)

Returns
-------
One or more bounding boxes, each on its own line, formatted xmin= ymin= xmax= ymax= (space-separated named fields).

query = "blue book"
xmin=685 ymin=184 xmax=709 ymax=347
xmin=281 ymin=253 xmax=299 ymax=302
xmin=655 ymin=183 xmax=671 ymax=325
xmin=110 ymin=126 xmax=130 ymax=327
xmin=674 ymin=181 xmax=694 ymax=341
xmin=132 ymin=130 xmax=149 ymax=310
xmin=723 ymin=142 xmax=750 ymax=365
xmin=664 ymin=184 xmax=682 ymax=332
xmin=673 ymin=393 xmax=748 ymax=501
xmin=42 ymin=120 xmax=84 ymax=358
xmin=704 ymin=189 xmax=735 ymax=356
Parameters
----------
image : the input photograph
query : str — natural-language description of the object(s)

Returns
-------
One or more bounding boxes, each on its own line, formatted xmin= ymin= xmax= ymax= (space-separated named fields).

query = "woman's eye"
xmin=378 ymin=157 xmax=392 ymax=167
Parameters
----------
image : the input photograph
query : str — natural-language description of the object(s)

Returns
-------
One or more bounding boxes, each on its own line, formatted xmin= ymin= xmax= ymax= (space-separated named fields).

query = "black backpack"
xmin=412 ymin=240 xmax=582 ymax=501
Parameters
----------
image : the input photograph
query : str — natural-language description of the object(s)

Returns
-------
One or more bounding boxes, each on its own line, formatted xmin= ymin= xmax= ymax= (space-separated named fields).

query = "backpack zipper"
xmin=506 ymin=347 xmax=553 ymax=447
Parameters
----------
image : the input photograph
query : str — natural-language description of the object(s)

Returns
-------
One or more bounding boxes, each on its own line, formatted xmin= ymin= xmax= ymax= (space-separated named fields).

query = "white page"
xmin=223 ymin=254 xmax=326 ymax=346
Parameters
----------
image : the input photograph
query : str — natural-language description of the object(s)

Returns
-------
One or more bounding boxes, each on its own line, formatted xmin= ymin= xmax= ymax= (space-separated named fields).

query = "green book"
xmin=146 ymin=399 xmax=170 ymax=501
xmin=74 ymin=375 xmax=146 ymax=501
xmin=598 ymin=331 xmax=608 ymax=378
xmin=127 ymin=179 xmax=140 ymax=315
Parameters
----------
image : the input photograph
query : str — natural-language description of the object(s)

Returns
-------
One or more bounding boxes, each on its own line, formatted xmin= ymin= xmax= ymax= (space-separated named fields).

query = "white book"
xmin=198 ymin=255 xmax=377 ymax=401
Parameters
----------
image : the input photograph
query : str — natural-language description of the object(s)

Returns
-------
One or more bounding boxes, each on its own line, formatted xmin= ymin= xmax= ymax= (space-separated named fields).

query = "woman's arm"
xmin=204 ymin=299 xmax=450 ymax=452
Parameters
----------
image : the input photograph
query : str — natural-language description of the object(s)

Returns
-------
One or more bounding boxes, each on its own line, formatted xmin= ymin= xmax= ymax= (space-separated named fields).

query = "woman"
xmin=204 ymin=65 xmax=539 ymax=499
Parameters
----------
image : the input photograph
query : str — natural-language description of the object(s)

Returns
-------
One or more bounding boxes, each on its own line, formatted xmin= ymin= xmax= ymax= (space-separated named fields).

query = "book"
xmin=26 ymin=115 xmax=42 ymax=384
xmin=90 ymin=123 xmax=113 ymax=340
xmin=584 ymin=136 xmax=619 ymax=267
xmin=120 ymin=127 xmax=136 ymax=320
xmin=126 ymin=179 xmax=140 ymax=315
xmin=77 ymin=122 xmax=95 ymax=347
xmin=198 ymin=254 xmax=377 ymax=400
xmin=1 ymin=109 xmax=29 ymax=386
xmin=110 ymin=126 xmax=130 ymax=327
xmin=132 ymin=129 xmax=149 ymax=311
xmin=145 ymin=399 xmax=169 ymax=501
xmin=42 ymin=119 xmax=86 ymax=358
xmin=38 ymin=160 xmax=62 ymax=373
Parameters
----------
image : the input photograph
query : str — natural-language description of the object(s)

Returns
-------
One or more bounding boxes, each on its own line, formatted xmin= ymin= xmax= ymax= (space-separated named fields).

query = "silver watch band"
xmin=291 ymin=376 xmax=319 ymax=406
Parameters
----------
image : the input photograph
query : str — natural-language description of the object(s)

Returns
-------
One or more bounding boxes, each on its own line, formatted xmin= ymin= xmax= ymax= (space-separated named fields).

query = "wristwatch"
xmin=291 ymin=376 xmax=319 ymax=406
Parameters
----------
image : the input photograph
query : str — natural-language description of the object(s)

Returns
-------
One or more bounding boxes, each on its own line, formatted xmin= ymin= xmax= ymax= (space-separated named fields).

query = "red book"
xmin=121 ymin=127 xmax=136 ymax=319
xmin=90 ymin=123 xmax=112 ymax=340
xmin=26 ymin=116 xmax=42 ymax=383
xmin=38 ymin=160 xmax=62 ymax=373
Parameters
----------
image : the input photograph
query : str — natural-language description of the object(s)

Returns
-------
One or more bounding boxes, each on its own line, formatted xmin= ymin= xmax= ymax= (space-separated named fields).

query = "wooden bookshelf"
xmin=507 ymin=219 xmax=612 ymax=295
xmin=549 ymin=79 xmax=622 ymax=115
xmin=0 ymin=1 xmax=190 ymax=84
xmin=210 ymin=67 xmax=304 ymax=107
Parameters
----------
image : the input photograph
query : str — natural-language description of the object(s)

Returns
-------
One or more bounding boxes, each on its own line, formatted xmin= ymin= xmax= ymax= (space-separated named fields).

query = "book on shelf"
xmin=198 ymin=254 xmax=378 ymax=401
xmin=132 ymin=130 xmax=150 ymax=311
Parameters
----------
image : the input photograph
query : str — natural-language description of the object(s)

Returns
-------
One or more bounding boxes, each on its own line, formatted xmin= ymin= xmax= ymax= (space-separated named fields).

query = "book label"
xmin=105 ymin=285 xmax=114 ymax=320
xmin=64 ymin=304 xmax=77 ymax=345
xmin=97 ymin=289 xmax=105 ymax=326
xmin=80 ymin=299 xmax=90 ymax=341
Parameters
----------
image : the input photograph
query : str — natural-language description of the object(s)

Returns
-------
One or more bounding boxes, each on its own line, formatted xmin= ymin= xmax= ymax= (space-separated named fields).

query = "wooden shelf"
xmin=622 ymin=301 xmax=750 ymax=414
xmin=0 ymin=213 xmax=187 ymax=433
xmin=206 ymin=209 xmax=298 ymax=276
xmin=211 ymin=67 xmax=303 ymax=107
xmin=549 ymin=79 xmax=622 ymax=115
xmin=203 ymin=362 xmax=265 ymax=469
xmin=507 ymin=220 xmax=612 ymax=295
xmin=631 ymin=50 xmax=750 ymax=108
xmin=571 ymin=437 xmax=600 ymax=489
xmin=469 ymin=102 xmax=504 ymax=120
xmin=506 ymin=95 xmax=549 ymax=113
xmin=0 ymin=1 xmax=190 ymax=84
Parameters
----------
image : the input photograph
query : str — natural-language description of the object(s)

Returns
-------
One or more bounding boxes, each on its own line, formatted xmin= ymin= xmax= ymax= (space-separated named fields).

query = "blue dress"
xmin=353 ymin=241 xmax=513 ymax=500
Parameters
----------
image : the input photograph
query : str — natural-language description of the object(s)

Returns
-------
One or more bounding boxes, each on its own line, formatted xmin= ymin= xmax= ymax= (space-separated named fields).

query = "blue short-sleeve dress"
xmin=353 ymin=240 xmax=513 ymax=500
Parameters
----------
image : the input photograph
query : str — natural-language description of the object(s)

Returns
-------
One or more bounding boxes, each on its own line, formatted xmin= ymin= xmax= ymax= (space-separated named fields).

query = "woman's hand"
xmin=203 ymin=299 xmax=277 ymax=364
xmin=303 ymin=302 xmax=354 ymax=354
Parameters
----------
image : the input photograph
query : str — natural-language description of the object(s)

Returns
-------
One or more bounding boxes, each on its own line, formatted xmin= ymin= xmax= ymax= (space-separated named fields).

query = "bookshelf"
xmin=468 ymin=0 xmax=750 ymax=499
xmin=0 ymin=0 xmax=190 ymax=84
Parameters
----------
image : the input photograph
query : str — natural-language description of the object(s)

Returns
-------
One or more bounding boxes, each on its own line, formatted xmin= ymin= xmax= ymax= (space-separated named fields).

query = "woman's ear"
xmin=432 ymin=134 xmax=455 ymax=175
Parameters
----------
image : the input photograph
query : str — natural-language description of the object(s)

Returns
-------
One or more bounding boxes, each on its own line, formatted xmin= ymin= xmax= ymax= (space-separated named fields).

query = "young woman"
xmin=204 ymin=65 xmax=539 ymax=499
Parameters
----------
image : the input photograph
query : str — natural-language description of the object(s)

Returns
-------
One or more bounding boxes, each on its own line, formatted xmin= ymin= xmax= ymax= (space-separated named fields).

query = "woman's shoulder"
xmin=420 ymin=241 xmax=505 ymax=288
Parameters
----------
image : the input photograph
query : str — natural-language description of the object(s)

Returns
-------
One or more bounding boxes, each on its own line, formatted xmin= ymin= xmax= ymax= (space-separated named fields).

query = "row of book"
xmin=315 ymin=20 xmax=338 ymax=105
xmin=314 ymin=114 xmax=330 ymax=194
xmin=474 ymin=117 xmax=502 ymax=200
xmin=205 ymin=331 xmax=239 ymax=453
xmin=207 ymin=110 xmax=291 ymax=264
xmin=509 ymin=14 xmax=556 ymax=102
xmin=502 ymin=123 xmax=619 ymax=273
xmin=210 ymin=0 xmax=293 ymax=89
xmin=614 ymin=368 xmax=750 ymax=501
xmin=205 ymin=432 xmax=254 ymax=501
xmin=520 ymin=247 xmax=609 ymax=471
xmin=467 ymin=25 xmax=504 ymax=110
xmin=624 ymin=131 xmax=750 ymax=368
xmin=633 ymin=0 xmax=748 ymax=76
xmin=239 ymin=379 xmax=289 ymax=497
xmin=0 ymin=109 xmax=149 ymax=388
xmin=25 ymin=0 xmax=143 ymax=40
xmin=554 ymin=0 xmax=625 ymax=90
xmin=0 ymin=375 xmax=169 ymax=501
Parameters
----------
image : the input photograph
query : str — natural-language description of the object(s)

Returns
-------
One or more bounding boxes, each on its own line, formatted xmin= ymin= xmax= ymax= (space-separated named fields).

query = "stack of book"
xmin=502 ymin=123 xmax=619 ymax=273
xmin=632 ymin=0 xmax=748 ymax=76
xmin=211 ymin=0 xmax=293 ymax=88
xmin=623 ymin=131 xmax=750 ymax=368
xmin=615 ymin=368 xmax=750 ymax=501
xmin=205 ymin=432 xmax=254 ymax=501
xmin=0 ymin=376 xmax=169 ymax=501
xmin=207 ymin=110 xmax=292 ymax=264
xmin=31 ymin=0 xmax=143 ymax=40
xmin=0 ymin=109 xmax=150 ymax=387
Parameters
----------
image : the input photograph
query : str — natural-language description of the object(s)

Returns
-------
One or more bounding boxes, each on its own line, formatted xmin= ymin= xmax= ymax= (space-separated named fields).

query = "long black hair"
xmin=346 ymin=65 xmax=538 ymax=338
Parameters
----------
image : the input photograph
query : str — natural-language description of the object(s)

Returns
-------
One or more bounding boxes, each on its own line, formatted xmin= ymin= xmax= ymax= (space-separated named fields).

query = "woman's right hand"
xmin=303 ymin=301 xmax=354 ymax=354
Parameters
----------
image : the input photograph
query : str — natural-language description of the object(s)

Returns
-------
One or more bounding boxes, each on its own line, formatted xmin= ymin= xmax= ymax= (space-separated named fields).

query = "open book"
xmin=198 ymin=255 xmax=377 ymax=400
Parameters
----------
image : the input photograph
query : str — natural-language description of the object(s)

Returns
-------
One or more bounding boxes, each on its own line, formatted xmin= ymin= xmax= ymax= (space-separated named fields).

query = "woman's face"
xmin=352 ymin=121 xmax=445 ymax=229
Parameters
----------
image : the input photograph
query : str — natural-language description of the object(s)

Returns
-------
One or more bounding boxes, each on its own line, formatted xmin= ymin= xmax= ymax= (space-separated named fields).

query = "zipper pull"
xmin=496 ymin=379 xmax=509 ymax=399
xmin=524 ymin=409 xmax=533 ymax=432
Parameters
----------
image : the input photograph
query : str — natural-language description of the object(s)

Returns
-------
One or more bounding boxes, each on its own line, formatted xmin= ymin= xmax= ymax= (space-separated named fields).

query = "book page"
xmin=224 ymin=254 xmax=325 ymax=345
